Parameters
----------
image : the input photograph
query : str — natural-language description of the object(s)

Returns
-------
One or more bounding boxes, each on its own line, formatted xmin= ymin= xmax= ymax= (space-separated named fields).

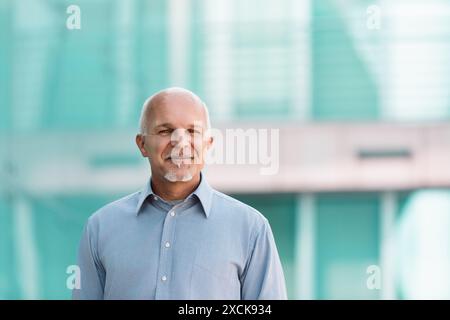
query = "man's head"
xmin=136 ymin=87 xmax=213 ymax=183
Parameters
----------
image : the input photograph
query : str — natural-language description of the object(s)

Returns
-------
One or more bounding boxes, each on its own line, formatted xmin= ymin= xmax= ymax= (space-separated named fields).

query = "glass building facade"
xmin=1 ymin=0 xmax=450 ymax=299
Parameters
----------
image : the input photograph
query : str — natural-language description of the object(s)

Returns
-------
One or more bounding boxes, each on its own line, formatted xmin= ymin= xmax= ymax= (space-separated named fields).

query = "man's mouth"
xmin=165 ymin=157 xmax=194 ymax=160
xmin=165 ymin=156 xmax=195 ymax=167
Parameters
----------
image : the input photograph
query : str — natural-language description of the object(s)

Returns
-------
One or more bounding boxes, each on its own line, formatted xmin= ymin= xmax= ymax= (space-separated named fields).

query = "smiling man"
xmin=73 ymin=87 xmax=287 ymax=300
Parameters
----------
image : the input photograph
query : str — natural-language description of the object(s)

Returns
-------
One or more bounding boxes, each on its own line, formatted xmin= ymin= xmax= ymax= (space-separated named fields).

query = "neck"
xmin=151 ymin=173 xmax=201 ymax=201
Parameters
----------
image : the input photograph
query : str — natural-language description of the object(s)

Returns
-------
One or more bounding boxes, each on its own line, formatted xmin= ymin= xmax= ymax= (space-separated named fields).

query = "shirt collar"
xmin=191 ymin=172 xmax=213 ymax=218
xmin=135 ymin=171 xmax=213 ymax=218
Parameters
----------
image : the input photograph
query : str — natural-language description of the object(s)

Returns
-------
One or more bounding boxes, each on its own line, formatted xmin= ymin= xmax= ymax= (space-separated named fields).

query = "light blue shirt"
xmin=73 ymin=172 xmax=287 ymax=300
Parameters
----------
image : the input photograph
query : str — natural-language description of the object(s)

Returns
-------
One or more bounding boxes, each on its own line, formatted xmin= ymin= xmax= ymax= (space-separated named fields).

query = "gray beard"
xmin=164 ymin=170 xmax=193 ymax=182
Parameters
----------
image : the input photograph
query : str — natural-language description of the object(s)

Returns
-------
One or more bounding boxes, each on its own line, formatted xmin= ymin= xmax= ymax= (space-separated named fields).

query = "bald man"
xmin=73 ymin=88 xmax=287 ymax=300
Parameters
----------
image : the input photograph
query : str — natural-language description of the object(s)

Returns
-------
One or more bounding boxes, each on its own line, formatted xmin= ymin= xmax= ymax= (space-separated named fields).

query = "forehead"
xmin=149 ymin=94 xmax=207 ymax=128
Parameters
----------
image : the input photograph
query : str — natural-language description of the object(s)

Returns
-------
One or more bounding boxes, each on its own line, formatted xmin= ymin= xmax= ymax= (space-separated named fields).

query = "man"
xmin=73 ymin=87 xmax=287 ymax=299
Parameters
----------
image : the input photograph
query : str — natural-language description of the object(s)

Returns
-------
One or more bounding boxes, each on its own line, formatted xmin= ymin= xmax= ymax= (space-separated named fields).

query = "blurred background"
xmin=1 ymin=0 xmax=450 ymax=299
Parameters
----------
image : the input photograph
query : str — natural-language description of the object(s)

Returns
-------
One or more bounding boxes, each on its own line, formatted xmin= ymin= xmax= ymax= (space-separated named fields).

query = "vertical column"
xmin=290 ymin=0 xmax=312 ymax=121
xmin=168 ymin=0 xmax=191 ymax=87
xmin=295 ymin=193 xmax=315 ymax=299
xmin=11 ymin=0 xmax=55 ymax=131
xmin=203 ymin=0 xmax=233 ymax=120
xmin=380 ymin=191 xmax=397 ymax=299
xmin=115 ymin=0 xmax=137 ymax=127
xmin=12 ymin=195 xmax=40 ymax=299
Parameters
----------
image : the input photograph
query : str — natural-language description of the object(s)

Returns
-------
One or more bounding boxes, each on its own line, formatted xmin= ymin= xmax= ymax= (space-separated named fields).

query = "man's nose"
xmin=170 ymin=128 xmax=191 ymax=147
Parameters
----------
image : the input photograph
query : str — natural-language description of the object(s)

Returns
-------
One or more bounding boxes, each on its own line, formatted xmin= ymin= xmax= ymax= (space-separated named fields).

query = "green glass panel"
xmin=316 ymin=193 xmax=380 ymax=299
xmin=312 ymin=0 xmax=379 ymax=120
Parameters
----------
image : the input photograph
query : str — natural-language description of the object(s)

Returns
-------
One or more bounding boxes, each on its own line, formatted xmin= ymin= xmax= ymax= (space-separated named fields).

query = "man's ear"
xmin=136 ymin=134 xmax=150 ymax=158
xmin=201 ymin=135 xmax=214 ymax=164
xmin=206 ymin=135 xmax=214 ymax=150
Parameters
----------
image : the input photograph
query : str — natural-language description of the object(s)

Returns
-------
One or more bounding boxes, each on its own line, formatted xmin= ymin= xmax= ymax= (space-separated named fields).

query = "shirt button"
xmin=165 ymin=242 xmax=171 ymax=248
xmin=161 ymin=275 xmax=167 ymax=282
xmin=170 ymin=211 xmax=176 ymax=217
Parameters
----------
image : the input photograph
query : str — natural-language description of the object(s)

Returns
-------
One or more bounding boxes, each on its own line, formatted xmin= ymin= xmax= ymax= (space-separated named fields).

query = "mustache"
xmin=164 ymin=147 xmax=201 ymax=160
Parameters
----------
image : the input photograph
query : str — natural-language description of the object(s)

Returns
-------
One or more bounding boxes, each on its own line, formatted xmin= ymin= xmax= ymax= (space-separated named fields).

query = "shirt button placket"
xmin=156 ymin=207 xmax=177 ymax=299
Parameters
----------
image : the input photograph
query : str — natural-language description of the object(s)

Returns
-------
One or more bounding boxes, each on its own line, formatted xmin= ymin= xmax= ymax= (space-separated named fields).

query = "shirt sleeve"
xmin=72 ymin=217 xmax=105 ymax=300
xmin=240 ymin=219 xmax=288 ymax=300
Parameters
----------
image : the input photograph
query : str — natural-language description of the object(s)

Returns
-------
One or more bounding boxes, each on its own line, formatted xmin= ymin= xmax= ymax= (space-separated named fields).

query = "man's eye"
xmin=159 ymin=129 xmax=172 ymax=135
xmin=188 ymin=129 xmax=201 ymax=135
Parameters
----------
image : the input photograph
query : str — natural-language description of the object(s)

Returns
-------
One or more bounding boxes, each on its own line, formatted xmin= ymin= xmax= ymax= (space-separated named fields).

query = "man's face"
xmin=137 ymin=94 xmax=212 ymax=183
